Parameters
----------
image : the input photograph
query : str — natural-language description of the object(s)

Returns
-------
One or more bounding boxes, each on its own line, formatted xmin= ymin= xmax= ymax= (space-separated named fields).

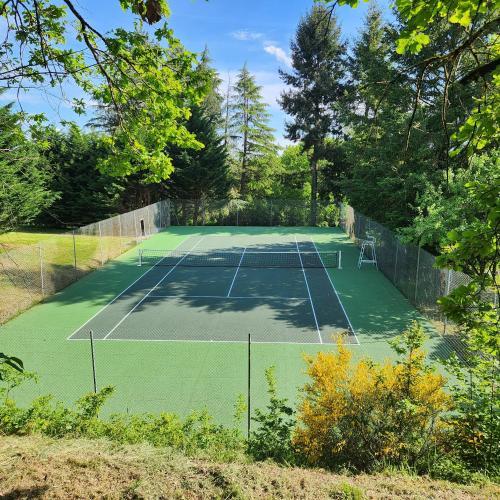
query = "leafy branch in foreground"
xmin=436 ymin=178 xmax=500 ymax=473
xmin=317 ymin=0 xmax=499 ymax=157
xmin=1 ymin=0 xmax=209 ymax=181
xmin=0 ymin=354 xmax=23 ymax=382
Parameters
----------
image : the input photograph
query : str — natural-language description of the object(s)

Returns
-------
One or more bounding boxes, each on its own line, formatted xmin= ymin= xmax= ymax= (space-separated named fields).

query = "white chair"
xmin=358 ymin=235 xmax=378 ymax=269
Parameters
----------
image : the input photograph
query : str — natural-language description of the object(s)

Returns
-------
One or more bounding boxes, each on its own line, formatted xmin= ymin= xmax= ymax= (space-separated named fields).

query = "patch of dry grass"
xmin=0 ymin=435 xmax=498 ymax=499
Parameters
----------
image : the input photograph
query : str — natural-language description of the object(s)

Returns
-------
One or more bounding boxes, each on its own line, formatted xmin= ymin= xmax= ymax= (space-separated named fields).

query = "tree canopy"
xmin=1 ymin=0 xmax=209 ymax=181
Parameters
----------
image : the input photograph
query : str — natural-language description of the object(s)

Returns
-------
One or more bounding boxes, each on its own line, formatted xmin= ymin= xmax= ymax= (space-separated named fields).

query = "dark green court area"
xmin=70 ymin=234 xmax=356 ymax=344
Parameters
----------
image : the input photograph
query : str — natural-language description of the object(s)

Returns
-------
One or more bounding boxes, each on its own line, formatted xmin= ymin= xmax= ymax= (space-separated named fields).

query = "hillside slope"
xmin=0 ymin=436 xmax=498 ymax=499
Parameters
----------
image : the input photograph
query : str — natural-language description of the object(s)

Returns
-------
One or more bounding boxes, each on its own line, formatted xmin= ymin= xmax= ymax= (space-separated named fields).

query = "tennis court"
xmin=70 ymin=234 xmax=357 ymax=344
xmin=1 ymin=225 xmax=447 ymax=424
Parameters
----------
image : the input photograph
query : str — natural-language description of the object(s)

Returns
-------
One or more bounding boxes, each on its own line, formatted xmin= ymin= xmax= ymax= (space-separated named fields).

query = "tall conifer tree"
xmin=230 ymin=65 xmax=276 ymax=197
xmin=280 ymin=5 xmax=347 ymax=224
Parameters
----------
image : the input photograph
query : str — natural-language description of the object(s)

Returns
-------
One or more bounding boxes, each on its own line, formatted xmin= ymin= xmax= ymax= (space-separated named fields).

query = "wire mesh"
xmin=338 ymin=203 xmax=483 ymax=335
xmin=0 ymin=200 xmax=170 ymax=324
xmin=166 ymin=198 xmax=340 ymax=227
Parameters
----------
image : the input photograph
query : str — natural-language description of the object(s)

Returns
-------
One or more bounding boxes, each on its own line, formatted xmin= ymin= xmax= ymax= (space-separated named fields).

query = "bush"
xmin=329 ymin=482 xmax=365 ymax=500
xmin=0 ymin=364 xmax=244 ymax=461
xmin=294 ymin=322 xmax=451 ymax=472
xmin=248 ymin=366 xmax=296 ymax=464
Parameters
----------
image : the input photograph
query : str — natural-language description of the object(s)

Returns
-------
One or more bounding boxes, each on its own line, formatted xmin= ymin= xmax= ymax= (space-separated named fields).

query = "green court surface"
xmin=0 ymin=226 xmax=451 ymax=426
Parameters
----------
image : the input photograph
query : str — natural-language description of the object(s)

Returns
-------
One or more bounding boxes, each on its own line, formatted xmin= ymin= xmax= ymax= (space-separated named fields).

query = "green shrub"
xmin=329 ymin=482 xmax=365 ymax=499
xmin=248 ymin=366 xmax=296 ymax=464
xmin=0 ymin=366 xmax=244 ymax=461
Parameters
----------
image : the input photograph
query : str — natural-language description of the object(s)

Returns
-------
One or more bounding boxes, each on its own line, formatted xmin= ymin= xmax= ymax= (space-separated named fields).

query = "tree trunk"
xmin=193 ymin=198 xmax=200 ymax=226
xmin=310 ymin=151 xmax=318 ymax=226
xmin=181 ymin=200 xmax=188 ymax=226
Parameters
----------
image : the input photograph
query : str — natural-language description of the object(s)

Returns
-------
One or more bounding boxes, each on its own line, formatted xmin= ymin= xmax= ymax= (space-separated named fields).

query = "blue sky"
xmin=4 ymin=0 xmax=391 ymax=144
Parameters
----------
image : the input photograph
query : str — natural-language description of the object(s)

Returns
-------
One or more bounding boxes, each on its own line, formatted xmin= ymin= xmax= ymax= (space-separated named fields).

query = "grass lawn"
xmin=0 ymin=229 xmax=137 ymax=323
xmin=2 ymin=435 xmax=498 ymax=499
xmin=0 ymin=228 xmax=68 ymax=252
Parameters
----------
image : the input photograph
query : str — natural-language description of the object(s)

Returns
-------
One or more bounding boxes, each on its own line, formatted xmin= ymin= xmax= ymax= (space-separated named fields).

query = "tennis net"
xmin=138 ymin=249 xmax=342 ymax=269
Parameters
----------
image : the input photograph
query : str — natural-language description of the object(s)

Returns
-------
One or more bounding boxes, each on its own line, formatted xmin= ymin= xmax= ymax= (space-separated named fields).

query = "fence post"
xmin=236 ymin=206 xmax=239 ymax=227
xmin=118 ymin=214 xmax=123 ymax=253
xmin=443 ymin=269 xmax=452 ymax=335
xmin=98 ymin=221 xmax=104 ymax=266
xmin=89 ymin=330 xmax=97 ymax=393
xmin=269 ymin=200 xmax=273 ymax=226
xmin=247 ymin=333 xmax=251 ymax=440
xmin=414 ymin=246 xmax=421 ymax=304
xmin=39 ymin=245 xmax=45 ymax=296
xmin=72 ymin=230 xmax=77 ymax=275
xmin=166 ymin=199 xmax=171 ymax=227
xmin=393 ymin=241 xmax=399 ymax=283
xmin=146 ymin=204 xmax=152 ymax=235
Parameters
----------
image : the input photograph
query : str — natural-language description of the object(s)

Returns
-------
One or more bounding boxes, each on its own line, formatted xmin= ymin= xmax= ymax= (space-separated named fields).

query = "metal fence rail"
xmin=0 ymin=200 xmax=170 ymax=324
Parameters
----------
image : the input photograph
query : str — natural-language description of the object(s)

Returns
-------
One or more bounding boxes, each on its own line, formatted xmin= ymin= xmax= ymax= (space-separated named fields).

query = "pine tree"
xmin=348 ymin=2 xmax=393 ymax=120
xmin=230 ymin=65 xmax=277 ymax=197
xmin=340 ymin=2 xmax=413 ymax=227
xmin=280 ymin=5 xmax=347 ymax=225
xmin=166 ymin=104 xmax=230 ymax=224
xmin=35 ymin=125 xmax=124 ymax=227
xmin=166 ymin=51 xmax=230 ymax=224
xmin=0 ymin=102 xmax=55 ymax=232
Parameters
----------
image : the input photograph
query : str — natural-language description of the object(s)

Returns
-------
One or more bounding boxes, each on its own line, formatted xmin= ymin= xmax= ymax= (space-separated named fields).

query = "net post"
xmin=338 ymin=250 xmax=342 ymax=270
xmin=247 ymin=332 xmax=251 ymax=440
xmin=138 ymin=249 xmax=143 ymax=267
xmin=89 ymin=330 xmax=97 ymax=393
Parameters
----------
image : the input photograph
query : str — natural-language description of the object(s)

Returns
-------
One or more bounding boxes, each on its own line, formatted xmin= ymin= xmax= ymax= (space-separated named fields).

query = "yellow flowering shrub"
xmin=294 ymin=322 xmax=451 ymax=471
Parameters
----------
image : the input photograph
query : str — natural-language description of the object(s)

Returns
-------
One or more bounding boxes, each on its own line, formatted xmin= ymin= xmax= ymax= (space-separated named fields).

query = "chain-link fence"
xmin=0 ymin=200 xmax=170 ymax=324
xmin=338 ymin=203 xmax=486 ymax=337
xmin=168 ymin=198 xmax=340 ymax=227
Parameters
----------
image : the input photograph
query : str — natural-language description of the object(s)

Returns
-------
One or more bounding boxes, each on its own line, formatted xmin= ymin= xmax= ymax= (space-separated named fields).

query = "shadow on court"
xmin=68 ymin=236 xmax=355 ymax=344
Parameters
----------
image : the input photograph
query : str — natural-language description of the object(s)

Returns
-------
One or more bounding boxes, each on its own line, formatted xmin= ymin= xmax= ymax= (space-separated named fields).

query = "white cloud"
xmin=263 ymin=43 xmax=292 ymax=68
xmin=230 ymin=30 xmax=263 ymax=41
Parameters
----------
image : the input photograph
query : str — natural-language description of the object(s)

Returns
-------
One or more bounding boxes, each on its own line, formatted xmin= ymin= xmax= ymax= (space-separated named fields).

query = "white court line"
xmin=147 ymin=295 xmax=309 ymax=300
xmin=70 ymin=337 xmax=361 ymax=346
xmin=67 ymin=235 xmax=193 ymax=340
xmin=310 ymin=237 xmax=360 ymax=345
xmin=102 ymin=237 xmax=205 ymax=340
xmin=295 ymin=236 xmax=322 ymax=344
xmin=227 ymin=247 xmax=246 ymax=297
